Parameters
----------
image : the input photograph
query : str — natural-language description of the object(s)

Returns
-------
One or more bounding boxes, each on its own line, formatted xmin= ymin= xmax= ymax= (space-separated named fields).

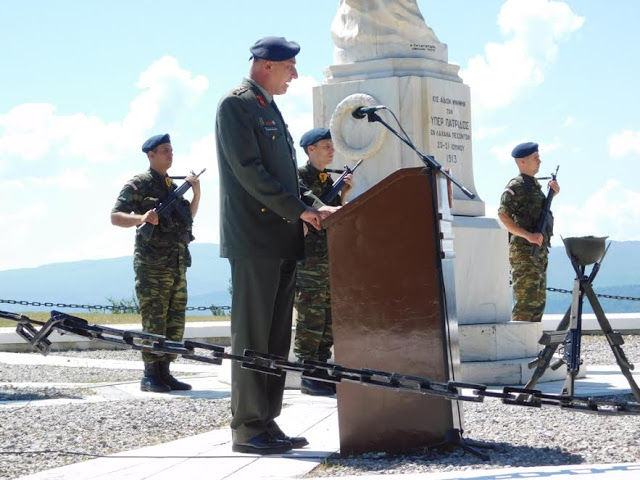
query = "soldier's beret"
xmin=142 ymin=133 xmax=171 ymax=153
xmin=300 ymin=128 xmax=331 ymax=148
xmin=250 ymin=36 xmax=300 ymax=61
xmin=511 ymin=142 xmax=538 ymax=159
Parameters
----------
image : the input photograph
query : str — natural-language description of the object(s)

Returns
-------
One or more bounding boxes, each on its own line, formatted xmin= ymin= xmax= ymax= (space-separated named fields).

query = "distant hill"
xmin=0 ymin=243 xmax=231 ymax=314
xmin=1 ymin=240 xmax=639 ymax=316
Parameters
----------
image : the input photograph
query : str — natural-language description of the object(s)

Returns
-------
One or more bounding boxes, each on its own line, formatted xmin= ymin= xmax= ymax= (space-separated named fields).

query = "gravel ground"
xmin=310 ymin=334 xmax=640 ymax=477
xmin=1 ymin=335 xmax=640 ymax=480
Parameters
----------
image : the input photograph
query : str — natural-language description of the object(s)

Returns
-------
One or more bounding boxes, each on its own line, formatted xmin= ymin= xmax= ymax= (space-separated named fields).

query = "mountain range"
xmin=0 ymin=241 xmax=639 ymax=315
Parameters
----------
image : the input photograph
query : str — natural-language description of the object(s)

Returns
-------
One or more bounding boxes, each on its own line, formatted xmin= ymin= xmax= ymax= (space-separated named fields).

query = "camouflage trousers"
xmin=294 ymin=258 xmax=333 ymax=362
xmin=134 ymin=263 xmax=188 ymax=363
xmin=509 ymin=244 xmax=548 ymax=322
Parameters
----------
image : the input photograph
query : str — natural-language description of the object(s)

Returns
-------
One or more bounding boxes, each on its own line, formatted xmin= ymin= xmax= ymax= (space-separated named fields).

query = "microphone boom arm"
xmin=364 ymin=111 xmax=475 ymax=199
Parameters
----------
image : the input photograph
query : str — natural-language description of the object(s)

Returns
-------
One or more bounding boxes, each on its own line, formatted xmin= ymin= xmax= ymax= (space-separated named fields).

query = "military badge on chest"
xmin=259 ymin=116 xmax=279 ymax=140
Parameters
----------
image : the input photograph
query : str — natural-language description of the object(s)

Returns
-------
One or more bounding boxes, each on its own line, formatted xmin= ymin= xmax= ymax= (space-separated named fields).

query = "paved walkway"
xmin=2 ymin=352 xmax=639 ymax=480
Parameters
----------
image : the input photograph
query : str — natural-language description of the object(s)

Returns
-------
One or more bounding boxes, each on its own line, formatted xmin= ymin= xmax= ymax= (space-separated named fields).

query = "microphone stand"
xmin=364 ymin=111 xmax=475 ymax=199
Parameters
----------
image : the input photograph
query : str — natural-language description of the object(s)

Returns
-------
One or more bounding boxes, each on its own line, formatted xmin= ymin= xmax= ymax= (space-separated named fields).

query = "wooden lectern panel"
xmin=324 ymin=167 xmax=461 ymax=454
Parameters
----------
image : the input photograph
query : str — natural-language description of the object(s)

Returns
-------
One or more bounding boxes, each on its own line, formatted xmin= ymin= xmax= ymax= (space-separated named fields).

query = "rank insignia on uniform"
xmin=256 ymin=94 xmax=267 ymax=108
xmin=265 ymin=120 xmax=276 ymax=127
xmin=504 ymin=187 xmax=515 ymax=196
xmin=319 ymin=173 xmax=329 ymax=183
xmin=165 ymin=177 xmax=172 ymax=188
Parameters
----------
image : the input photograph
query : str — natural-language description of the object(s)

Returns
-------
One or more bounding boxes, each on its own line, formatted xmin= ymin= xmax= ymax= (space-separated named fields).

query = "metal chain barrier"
xmin=1 ymin=308 xmax=639 ymax=416
xmin=547 ymin=287 xmax=640 ymax=303
xmin=0 ymin=298 xmax=229 ymax=314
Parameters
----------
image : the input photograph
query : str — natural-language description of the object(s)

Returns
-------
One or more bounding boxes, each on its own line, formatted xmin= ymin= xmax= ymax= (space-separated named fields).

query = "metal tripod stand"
xmin=520 ymin=236 xmax=640 ymax=403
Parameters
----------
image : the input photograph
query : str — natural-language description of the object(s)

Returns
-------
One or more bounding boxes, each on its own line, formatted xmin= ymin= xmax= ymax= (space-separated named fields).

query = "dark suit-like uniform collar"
xmin=244 ymin=77 xmax=273 ymax=104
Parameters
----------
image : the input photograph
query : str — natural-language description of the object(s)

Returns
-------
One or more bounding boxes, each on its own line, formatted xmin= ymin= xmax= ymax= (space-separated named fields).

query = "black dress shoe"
xmin=301 ymin=378 xmax=335 ymax=396
xmin=232 ymin=432 xmax=293 ymax=455
xmin=272 ymin=431 xmax=309 ymax=448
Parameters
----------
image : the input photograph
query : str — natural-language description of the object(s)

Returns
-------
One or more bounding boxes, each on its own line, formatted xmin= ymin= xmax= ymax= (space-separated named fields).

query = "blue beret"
xmin=142 ymin=133 xmax=170 ymax=153
xmin=300 ymin=128 xmax=331 ymax=148
xmin=511 ymin=142 xmax=538 ymax=159
xmin=250 ymin=36 xmax=300 ymax=61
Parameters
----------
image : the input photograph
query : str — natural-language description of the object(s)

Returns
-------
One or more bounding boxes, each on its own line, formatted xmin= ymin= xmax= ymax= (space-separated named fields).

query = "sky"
xmin=1 ymin=0 xmax=639 ymax=271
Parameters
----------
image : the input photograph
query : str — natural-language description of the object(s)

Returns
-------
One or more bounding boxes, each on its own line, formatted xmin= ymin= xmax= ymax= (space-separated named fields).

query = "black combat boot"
xmin=158 ymin=360 xmax=192 ymax=391
xmin=141 ymin=362 xmax=171 ymax=393
xmin=300 ymin=377 xmax=335 ymax=396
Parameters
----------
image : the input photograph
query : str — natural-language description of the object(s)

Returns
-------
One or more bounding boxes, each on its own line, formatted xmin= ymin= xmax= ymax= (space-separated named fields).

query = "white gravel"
xmin=1 ymin=335 xmax=640 ymax=480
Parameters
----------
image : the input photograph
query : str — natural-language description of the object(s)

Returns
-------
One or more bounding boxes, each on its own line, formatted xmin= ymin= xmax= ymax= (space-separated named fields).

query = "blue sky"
xmin=1 ymin=0 xmax=639 ymax=271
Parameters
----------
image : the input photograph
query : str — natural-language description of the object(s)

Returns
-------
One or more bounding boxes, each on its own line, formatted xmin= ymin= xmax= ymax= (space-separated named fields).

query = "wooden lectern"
xmin=323 ymin=167 xmax=462 ymax=454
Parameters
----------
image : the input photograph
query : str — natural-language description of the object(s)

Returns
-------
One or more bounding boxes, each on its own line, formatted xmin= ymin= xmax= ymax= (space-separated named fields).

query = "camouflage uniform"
xmin=498 ymin=174 xmax=552 ymax=322
xmin=294 ymin=163 xmax=342 ymax=362
xmin=112 ymin=168 xmax=193 ymax=362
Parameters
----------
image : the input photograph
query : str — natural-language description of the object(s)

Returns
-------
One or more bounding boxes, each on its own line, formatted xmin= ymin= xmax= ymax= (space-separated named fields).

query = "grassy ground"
xmin=0 ymin=311 xmax=230 ymax=328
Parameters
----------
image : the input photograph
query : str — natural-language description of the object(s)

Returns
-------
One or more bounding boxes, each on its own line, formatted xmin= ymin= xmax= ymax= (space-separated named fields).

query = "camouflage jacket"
xmin=298 ymin=162 xmax=342 ymax=259
xmin=112 ymin=168 xmax=193 ymax=268
xmin=498 ymin=173 xmax=553 ymax=249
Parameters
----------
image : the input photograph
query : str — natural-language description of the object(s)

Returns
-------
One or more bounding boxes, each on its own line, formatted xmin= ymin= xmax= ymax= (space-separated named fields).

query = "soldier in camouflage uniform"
xmin=111 ymin=133 xmax=201 ymax=392
xmin=295 ymin=128 xmax=353 ymax=396
xmin=498 ymin=142 xmax=560 ymax=322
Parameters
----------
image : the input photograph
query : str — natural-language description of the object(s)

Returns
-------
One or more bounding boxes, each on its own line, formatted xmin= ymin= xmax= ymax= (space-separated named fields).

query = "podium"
xmin=323 ymin=167 xmax=462 ymax=454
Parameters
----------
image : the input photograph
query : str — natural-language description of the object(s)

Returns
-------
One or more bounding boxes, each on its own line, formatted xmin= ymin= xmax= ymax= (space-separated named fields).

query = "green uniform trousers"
xmin=134 ymin=263 xmax=187 ymax=364
xmin=228 ymin=257 xmax=296 ymax=443
xmin=509 ymin=244 xmax=548 ymax=322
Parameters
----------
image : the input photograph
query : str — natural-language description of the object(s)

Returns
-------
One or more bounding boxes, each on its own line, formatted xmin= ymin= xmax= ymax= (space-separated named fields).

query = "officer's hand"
xmin=300 ymin=209 xmax=321 ymax=230
xmin=142 ymin=209 xmax=159 ymax=225
xmin=549 ymin=180 xmax=560 ymax=196
xmin=526 ymin=232 xmax=544 ymax=246
xmin=318 ymin=205 xmax=340 ymax=219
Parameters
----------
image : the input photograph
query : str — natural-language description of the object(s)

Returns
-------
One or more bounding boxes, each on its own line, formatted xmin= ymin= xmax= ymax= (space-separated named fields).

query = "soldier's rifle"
xmin=321 ymin=159 xmax=363 ymax=204
xmin=2 ymin=308 xmax=640 ymax=415
xmin=137 ymin=168 xmax=206 ymax=241
xmin=531 ymin=165 xmax=559 ymax=257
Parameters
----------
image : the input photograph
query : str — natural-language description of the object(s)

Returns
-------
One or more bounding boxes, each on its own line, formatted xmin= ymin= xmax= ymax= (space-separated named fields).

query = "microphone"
xmin=352 ymin=105 xmax=387 ymax=119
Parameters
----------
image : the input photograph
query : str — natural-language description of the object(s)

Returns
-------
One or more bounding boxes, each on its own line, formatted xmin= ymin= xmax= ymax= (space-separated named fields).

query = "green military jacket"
xmin=216 ymin=78 xmax=316 ymax=259
xmin=112 ymin=168 xmax=193 ymax=268
xmin=498 ymin=173 xmax=553 ymax=250
xmin=298 ymin=162 xmax=341 ymax=259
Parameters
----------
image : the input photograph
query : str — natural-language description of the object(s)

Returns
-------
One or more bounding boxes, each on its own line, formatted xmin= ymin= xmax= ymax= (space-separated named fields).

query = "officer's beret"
xmin=250 ymin=36 xmax=300 ymax=61
xmin=511 ymin=142 xmax=538 ymax=159
xmin=300 ymin=128 xmax=331 ymax=148
xmin=141 ymin=133 xmax=171 ymax=153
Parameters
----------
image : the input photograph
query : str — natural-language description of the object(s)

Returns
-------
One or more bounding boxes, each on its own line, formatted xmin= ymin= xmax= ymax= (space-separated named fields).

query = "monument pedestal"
xmin=314 ymin=57 xmax=564 ymax=385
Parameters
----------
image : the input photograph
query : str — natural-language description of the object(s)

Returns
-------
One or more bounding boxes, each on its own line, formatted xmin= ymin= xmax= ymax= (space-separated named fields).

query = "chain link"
xmin=2 ymin=309 xmax=639 ymax=416
xmin=0 ymin=298 xmax=230 ymax=314
xmin=546 ymin=287 xmax=640 ymax=302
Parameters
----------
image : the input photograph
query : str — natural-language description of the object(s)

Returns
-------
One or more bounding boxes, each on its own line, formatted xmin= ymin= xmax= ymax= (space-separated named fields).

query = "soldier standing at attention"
xmin=215 ymin=37 xmax=335 ymax=455
xmin=295 ymin=128 xmax=352 ymax=396
xmin=111 ymin=134 xmax=201 ymax=392
xmin=498 ymin=142 xmax=560 ymax=323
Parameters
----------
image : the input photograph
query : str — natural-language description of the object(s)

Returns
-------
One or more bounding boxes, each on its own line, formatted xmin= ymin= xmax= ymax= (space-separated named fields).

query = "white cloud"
xmin=0 ymin=57 xmax=212 ymax=271
xmin=460 ymin=0 xmax=584 ymax=111
xmin=554 ymin=179 xmax=640 ymax=242
xmin=609 ymin=130 xmax=640 ymax=157
xmin=0 ymin=56 xmax=209 ymax=174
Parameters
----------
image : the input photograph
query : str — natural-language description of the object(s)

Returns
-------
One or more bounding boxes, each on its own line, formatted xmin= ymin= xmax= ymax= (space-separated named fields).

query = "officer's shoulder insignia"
xmin=503 ymin=187 xmax=515 ymax=196
xmin=232 ymin=86 xmax=249 ymax=96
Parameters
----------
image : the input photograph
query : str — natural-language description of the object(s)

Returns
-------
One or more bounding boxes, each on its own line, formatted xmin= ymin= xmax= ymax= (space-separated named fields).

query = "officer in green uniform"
xmin=498 ymin=142 xmax=560 ymax=322
xmin=111 ymin=133 xmax=201 ymax=392
xmin=215 ymin=37 xmax=335 ymax=455
xmin=295 ymin=128 xmax=352 ymax=396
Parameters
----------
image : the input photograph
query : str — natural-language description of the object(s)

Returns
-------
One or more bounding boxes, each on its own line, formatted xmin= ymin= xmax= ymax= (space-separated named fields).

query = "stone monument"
xmin=314 ymin=0 xmax=565 ymax=384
